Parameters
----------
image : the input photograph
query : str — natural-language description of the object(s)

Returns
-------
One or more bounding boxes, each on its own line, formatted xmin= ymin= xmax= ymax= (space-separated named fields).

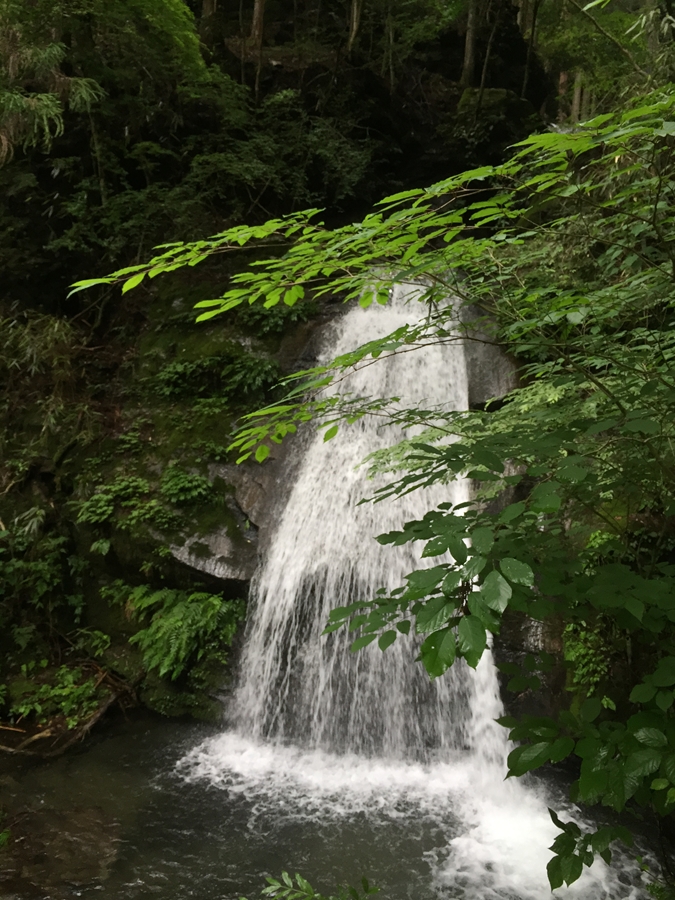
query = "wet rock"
xmin=170 ymin=529 xmax=257 ymax=582
xmin=461 ymin=306 xmax=519 ymax=410
xmin=0 ymin=806 xmax=119 ymax=894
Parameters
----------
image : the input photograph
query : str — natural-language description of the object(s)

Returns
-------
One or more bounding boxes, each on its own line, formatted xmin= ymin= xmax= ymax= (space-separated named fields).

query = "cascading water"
xmin=180 ymin=286 xmax=647 ymax=900
xmin=233 ymin=284 xmax=483 ymax=761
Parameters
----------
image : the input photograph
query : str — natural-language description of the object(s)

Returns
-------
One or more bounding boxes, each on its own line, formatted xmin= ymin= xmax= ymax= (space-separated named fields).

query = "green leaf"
xmin=656 ymin=690 xmax=675 ymax=711
xmin=121 ymin=272 xmax=146 ymax=294
xmin=480 ymin=571 xmax=512 ymax=612
xmin=651 ymin=778 xmax=669 ymax=790
xmin=508 ymin=741 xmax=551 ymax=776
xmin=653 ymin=657 xmax=675 ymax=686
xmin=462 ymin=555 xmax=487 ymax=579
xmin=630 ymin=682 xmax=657 ymax=703
xmin=578 ymin=766 xmax=608 ymax=800
xmin=560 ymin=853 xmax=583 ymax=886
xmin=323 ymin=425 xmax=339 ymax=442
xmin=664 ymin=754 xmax=675 ymax=784
xmin=415 ymin=596 xmax=454 ymax=633
xmin=622 ymin=418 xmax=659 ymax=434
xmin=530 ymin=486 xmax=561 ymax=514
xmin=350 ymin=634 xmax=377 ymax=652
xmin=457 ymin=615 xmax=487 ymax=668
xmin=404 ymin=567 xmax=446 ymax=600
xmin=498 ymin=502 xmax=526 ymax=523
xmin=557 ymin=465 xmax=587 ymax=482
xmin=624 ymin=748 xmax=662 ymax=777
xmin=255 ymin=444 xmax=270 ymax=463
xmin=447 ymin=534 xmax=468 ymax=564
xmin=547 ymin=856 xmax=563 ymax=891
xmin=442 ymin=571 xmax=462 ymax=595
xmin=419 ymin=628 xmax=456 ymax=677
xmin=549 ymin=737 xmax=575 ymax=763
xmin=500 ymin=557 xmax=534 ymax=586
xmin=634 ymin=727 xmax=667 ymax=749
xmin=580 ymin=697 xmax=602 ymax=722
xmin=378 ymin=630 xmax=397 ymax=651
xmin=471 ymin=527 xmax=495 ymax=554
xmin=67 ymin=277 xmax=114 ymax=297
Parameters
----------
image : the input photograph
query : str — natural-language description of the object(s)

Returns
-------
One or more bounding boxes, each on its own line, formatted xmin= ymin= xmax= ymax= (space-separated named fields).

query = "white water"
xmin=179 ymin=286 xmax=646 ymax=899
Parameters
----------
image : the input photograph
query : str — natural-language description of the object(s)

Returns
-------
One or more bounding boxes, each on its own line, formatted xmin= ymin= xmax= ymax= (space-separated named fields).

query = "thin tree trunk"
xmin=557 ymin=70 xmax=568 ymax=123
xmin=89 ymin=114 xmax=107 ymax=206
xmin=250 ymin=0 xmax=266 ymax=45
xmin=566 ymin=0 xmax=648 ymax=78
xmin=461 ymin=0 xmax=478 ymax=87
xmin=475 ymin=0 xmax=501 ymax=118
xmin=581 ymin=81 xmax=590 ymax=120
xmin=517 ymin=0 xmax=530 ymax=34
xmin=240 ymin=0 xmax=246 ymax=84
xmin=347 ymin=0 xmax=362 ymax=53
xmin=200 ymin=0 xmax=217 ymax=47
xmin=520 ymin=0 xmax=541 ymax=99
xmin=251 ymin=0 xmax=266 ymax=99
xmin=571 ymin=69 xmax=582 ymax=123
xmin=387 ymin=14 xmax=394 ymax=91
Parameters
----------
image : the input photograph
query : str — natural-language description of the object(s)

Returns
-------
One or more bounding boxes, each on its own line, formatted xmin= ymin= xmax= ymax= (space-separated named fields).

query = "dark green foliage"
xmin=103 ymin=581 xmax=245 ymax=680
xmin=0 ymin=518 xmax=87 ymax=646
xmin=9 ymin=664 xmax=103 ymax=729
xmin=75 ymin=474 xmax=181 ymax=533
xmin=153 ymin=349 xmax=280 ymax=401
xmin=159 ymin=465 xmax=213 ymax=506
xmin=236 ymin=298 xmax=319 ymax=335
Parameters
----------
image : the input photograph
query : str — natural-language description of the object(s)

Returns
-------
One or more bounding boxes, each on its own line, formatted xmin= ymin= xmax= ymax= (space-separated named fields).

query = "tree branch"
xmin=566 ymin=0 xmax=649 ymax=78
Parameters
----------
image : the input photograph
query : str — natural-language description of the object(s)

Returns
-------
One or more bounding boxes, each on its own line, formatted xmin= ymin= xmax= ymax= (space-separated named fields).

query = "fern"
xmin=104 ymin=582 xmax=244 ymax=680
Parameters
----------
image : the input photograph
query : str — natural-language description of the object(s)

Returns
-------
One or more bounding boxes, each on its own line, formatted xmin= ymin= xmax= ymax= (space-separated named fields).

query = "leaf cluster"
xmin=242 ymin=872 xmax=378 ymax=900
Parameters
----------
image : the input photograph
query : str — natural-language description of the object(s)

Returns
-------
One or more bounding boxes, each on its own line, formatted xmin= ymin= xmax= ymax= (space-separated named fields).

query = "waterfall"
xmin=179 ymin=286 xmax=646 ymax=900
xmin=232 ymin=283 xmax=496 ymax=761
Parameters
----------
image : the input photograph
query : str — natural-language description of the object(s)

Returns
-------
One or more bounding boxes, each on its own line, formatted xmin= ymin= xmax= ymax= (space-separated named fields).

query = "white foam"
xmin=178 ymin=731 xmax=645 ymax=899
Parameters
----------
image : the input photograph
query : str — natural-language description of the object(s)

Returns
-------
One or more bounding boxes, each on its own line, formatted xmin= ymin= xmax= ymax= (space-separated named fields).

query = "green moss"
xmin=139 ymin=671 xmax=222 ymax=721
xmin=100 ymin=644 xmax=145 ymax=683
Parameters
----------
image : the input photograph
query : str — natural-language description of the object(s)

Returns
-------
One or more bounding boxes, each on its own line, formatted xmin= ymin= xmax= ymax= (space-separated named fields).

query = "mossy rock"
xmin=7 ymin=676 xmax=34 ymax=706
xmin=456 ymin=87 xmax=534 ymax=122
xmin=139 ymin=671 xmax=222 ymax=722
xmin=100 ymin=644 xmax=145 ymax=684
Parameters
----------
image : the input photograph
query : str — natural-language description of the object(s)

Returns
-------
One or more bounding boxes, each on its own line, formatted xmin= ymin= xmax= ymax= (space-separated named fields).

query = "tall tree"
xmin=461 ymin=0 xmax=478 ymax=86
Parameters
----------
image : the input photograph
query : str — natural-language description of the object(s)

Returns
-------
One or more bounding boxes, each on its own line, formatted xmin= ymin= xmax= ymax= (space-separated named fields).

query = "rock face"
xmin=169 ymin=309 xmax=331 ymax=585
xmin=493 ymin=610 xmax=568 ymax=721
xmin=462 ymin=306 xmax=519 ymax=409
xmin=171 ymin=528 xmax=258 ymax=583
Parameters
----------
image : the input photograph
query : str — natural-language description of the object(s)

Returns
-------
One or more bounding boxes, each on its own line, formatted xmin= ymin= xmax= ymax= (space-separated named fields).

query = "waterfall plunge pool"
xmin=0 ymin=709 xmax=650 ymax=900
